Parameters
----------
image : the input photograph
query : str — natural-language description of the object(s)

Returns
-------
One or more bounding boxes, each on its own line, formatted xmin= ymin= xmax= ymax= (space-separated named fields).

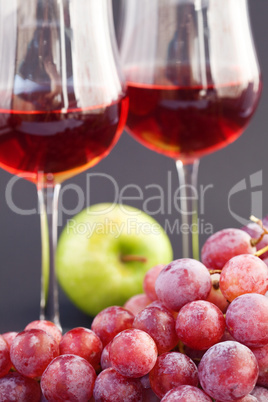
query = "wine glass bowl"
xmin=119 ymin=0 xmax=261 ymax=162
xmin=125 ymin=67 xmax=260 ymax=163
xmin=118 ymin=0 xmax=261 ymax=257
xmin=0 ymin=0 xmax=128 ymax=327
xmin=0 ymin=0 xmax=128 ymax=184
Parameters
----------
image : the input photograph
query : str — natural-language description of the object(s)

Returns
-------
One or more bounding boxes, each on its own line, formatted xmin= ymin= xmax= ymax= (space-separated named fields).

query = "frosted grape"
xmin=59 ymin=327 xmax=103 ymax=371
xmin=175 ymin=300 xmax=225 ymax=350
xmin=109 ymin=329 xmax=158 ymax=378
xmin=0 ymin=335 xmax=12 ymax=378
xmin=10 ymin=329 xmax=59 ymax=379
xmin=41 ymin=354 xmax=96 ymax=401
xmin=250 ymin=344 xmax=268 ymax=387
xmin=149 ymin=352 xmax=198 ymax=399
xmin=91 ymin=306 xmax=134 ymax=346
xmin=93 ymin=367 xmax=143 ymax=402
xmin=226 ymin=293 xmax=268 ymax=347
xmin=1 ymin=332 xmax=18 ymax=348
xmin=242 ymin=221 xmax=268 ymax=259
xmin=201 ymin=228 xmax=255 ymax=269
xmin=206 ymin=273 xmax=229 ymax=313
xmin=0 ymin=372 xmax=41 ymax=401
xmin=219 ymin=254 xmax=268 ymax=302
xmin=155 ymin=259 xmax=211 ymax=311
xmin=100 ymin=341 xmax=112 ymax=370
xmin=25 ymin=320 xmax=62 ymax=344
xmin=216 ymin=396 xmax=257 ymax=402
xmin=250 ymin=386 xmax=268 ymax=401
xmin=124 ymin=294 xmax=152 ymax=316
xmin=133 ymin=305 xmax=178 ymax=354
xmin=143 ymin=264 xmax=165 ymax=301
xmin=161 ymin=385 xmax=212 ymax=401
xmin=198 ymin=341 xmax=258 ymax=401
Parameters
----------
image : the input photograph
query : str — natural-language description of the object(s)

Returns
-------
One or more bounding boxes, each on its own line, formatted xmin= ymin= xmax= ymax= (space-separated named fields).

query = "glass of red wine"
xmin=117 ymin=0 xmax=261 ymax=259
xmin=0 ymin=0 xmax=128 ymax=328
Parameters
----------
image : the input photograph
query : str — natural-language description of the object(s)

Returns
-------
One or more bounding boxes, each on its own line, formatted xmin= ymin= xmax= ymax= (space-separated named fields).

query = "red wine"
xmin=126 ymin=78 xmax=261 ymax=161
xmin=0 ymin=94 xmax=128 ymax=183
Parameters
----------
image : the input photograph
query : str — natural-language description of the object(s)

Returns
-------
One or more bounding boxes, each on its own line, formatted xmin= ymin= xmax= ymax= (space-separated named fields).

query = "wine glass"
xmin=117 ymin=0 xmax=261 ymax=259
xmin=0 ymin=0 xmax=128 ymax=328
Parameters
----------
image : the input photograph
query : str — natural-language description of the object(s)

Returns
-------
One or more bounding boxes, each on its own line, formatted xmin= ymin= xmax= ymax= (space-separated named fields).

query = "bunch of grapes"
xmin=1 ymin=221 xmax=268 ymax=401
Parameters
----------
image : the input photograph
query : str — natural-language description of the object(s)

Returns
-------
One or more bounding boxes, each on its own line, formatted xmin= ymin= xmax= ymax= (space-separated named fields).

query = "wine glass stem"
xmin=38 ymin=182 xmax=61 ymax=330
xmin=175 ymin=159 xmax=200 ymax=260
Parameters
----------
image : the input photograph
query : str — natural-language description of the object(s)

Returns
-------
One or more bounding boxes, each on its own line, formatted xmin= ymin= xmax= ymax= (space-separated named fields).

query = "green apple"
xmin=56 ymin=203 xmax=173 ymax=316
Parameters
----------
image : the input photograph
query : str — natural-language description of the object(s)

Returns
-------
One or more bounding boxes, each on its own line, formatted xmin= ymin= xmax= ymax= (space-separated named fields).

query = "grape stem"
xmin=209 ymin=269 xmax=222 ymax=275
xmin=250 ymin=215 xmax=268 ymax=247
xmin=120 ymin=255 xmax=148 ymax=263
xmin=255 ymin=245 xmax=268 ymax=258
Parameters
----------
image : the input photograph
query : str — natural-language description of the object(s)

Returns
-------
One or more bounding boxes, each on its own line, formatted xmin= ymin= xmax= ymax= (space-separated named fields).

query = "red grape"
xmin=201 ymin=228 xmax=256 ymax=270
xmin=109 ymin=329 xmax=158 ymax=378
xmin=175 ymin=300 xmax=225 ymax=350
xmin=198 ymin=341 xmax=258 ymax=401
xmin=216 ymin=396 xmax=257 ymax=402
xmin=148 ymin=300 xmax=178 ymax=319
xmin=0 ymin=372 xmax=41 ymax=401
xmin=250 ymin=386 xmax=268 ymax=401
xmin=206 ymin=273 xmax=229 ymax=312
xmin=133 ymin=305 xmax=178 ymax=354
xmin=41 ymin=354 xmax=96 ymax=401
xmin=143 ymin=264 xmax=165 ymax=301
xmin=93 ymin=367 xmax=143 ymax=401
xmin=148 ymin=300 xmax=173 ymax=312
xmin=25 ymin=320 xmax=62 ymax=344
xmin=242 ymin=222 xmax=268 ymax=259
xmin=1 ymin=332 xmax=18 ymax=348
xmin=161 ymin=385 xmax=212 ymax=401
xmin=0 ymin=335 xmax=12 ymax=378
xmin=219 ymin=254 xmax=268 ymax=302
xmin=124 ymin=294 xmax=152 ymax=316
xmin=100 ymin=341 xmax=112 ymax=370
xmin=1 ymin=332 xmax=17 ymax=371
xmin=250 ymin=344 xmax=268 ymax=387
xmin=226 ymin=293 xmax=268 ymax=347
xmin=91 ymin=306 xmax=134 ymax=346
xmin=10 ymin=329 xmax=59 ymax=379
xmin=149 ymin=352 xmax=198 ymax=399
xmin=155 ymin=259 xmax=211 ymax=311
xmin=59 ymin=327 xmax=103 ymax=371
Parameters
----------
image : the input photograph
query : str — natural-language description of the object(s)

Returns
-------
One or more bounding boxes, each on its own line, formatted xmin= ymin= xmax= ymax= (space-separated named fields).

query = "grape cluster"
xmin=1 ymin=223 xmax=268 ymax=400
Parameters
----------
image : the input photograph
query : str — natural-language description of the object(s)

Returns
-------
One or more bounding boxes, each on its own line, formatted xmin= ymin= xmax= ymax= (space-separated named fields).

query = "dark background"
xmin=0 ymin=0 xmax=267 ymax=333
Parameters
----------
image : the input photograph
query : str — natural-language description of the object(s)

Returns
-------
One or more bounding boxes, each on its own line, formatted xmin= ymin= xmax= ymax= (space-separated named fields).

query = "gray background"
xmin=0 ymin=0 xmax=267 ymax=332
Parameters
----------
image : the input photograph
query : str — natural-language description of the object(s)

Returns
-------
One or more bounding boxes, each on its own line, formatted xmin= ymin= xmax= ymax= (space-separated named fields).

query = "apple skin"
xmin=56 ymin=204 xmax=173 ymax=316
